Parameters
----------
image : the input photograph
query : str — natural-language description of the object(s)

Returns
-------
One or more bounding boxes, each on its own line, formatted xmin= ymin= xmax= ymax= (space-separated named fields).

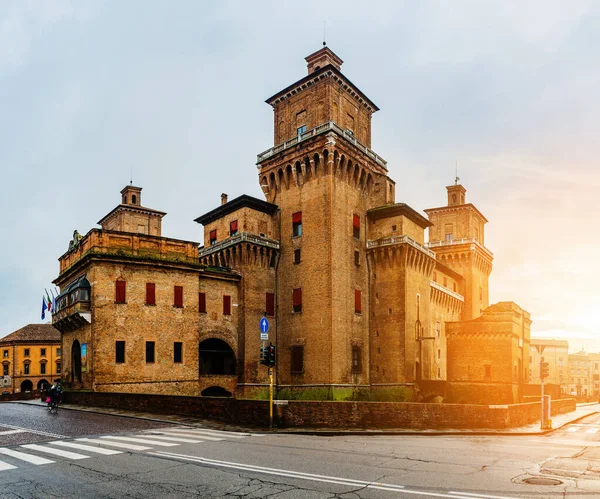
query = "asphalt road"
xmin=1 ymin=402 xmax=600 ymax=498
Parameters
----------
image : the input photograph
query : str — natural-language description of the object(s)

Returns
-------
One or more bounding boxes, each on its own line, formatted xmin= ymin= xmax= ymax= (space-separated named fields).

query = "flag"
xmin=41 ymin=297 xmax=47 ymax=320
xmin=51 ymin=290 xmax=57 ymax=314
xmin=45 ymin=289 xmax=52 ymax=312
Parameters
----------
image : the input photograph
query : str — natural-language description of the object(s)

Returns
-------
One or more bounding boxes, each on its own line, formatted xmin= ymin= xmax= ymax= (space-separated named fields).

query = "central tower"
xmin=257 ymin=47 xmax=395 ymax=397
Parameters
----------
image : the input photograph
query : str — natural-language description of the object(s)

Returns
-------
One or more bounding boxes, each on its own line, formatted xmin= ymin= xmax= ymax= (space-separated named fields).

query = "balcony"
xmin=430 ymin=280 xmax=465 ymax=302
xmin=367 ymin=235 xmax=436 ymax=259
xmin=199 ymin=232 xmax=280 ymax=258
xmin=426 ymin=238 xmax=494 ymax=259
xmin=53 ymin=300 xmax=91 ymax=333
xmin=256 ymin=121 xmax=387 ymax=170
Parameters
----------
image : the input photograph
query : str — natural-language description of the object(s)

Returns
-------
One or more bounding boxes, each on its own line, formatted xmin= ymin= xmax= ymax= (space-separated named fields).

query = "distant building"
xmin=529 ymin=339 xmax=569 ymax=394
xmin=52 ymin=47 xmax=530 ymax=402
xmin=568 ymin=350 xmax=600 ymax=397
xmin=0 ymin=324 xmax=61 ymax=394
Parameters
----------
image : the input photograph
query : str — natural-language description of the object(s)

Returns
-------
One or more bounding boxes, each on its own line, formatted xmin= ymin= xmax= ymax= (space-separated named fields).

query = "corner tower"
xmin=257 ymin=47 xmax=395 ymax=396
xmin=424 ymin=183 xmax=493 ymax=320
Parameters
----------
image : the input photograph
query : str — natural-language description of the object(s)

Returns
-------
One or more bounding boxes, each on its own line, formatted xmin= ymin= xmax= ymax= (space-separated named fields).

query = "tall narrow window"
xmin=230 ymin=220 xmax=238 ymax=236
xmin=24 ymin=363 xmax=30 ymax=375
xmin=209 ymin=229 xmax=217 ymax=245
xmin=353 ymin=214 xmax=360 ymax=239
xmin=174 ymin=342 xmax=183 ymax=363
xmin=40 ymin=348 xmax=46 ymax=357
xmin=3 ymin=365 xmax=8 ymax=376
xmin=56 ymin=363 xmax=61 ymax=374
xmin=24 ymin=349 xmax=30 ymax=357
xmin=294 ymin=248 xmax=301 ymax=264
xmin=354 ymin=289 xmax=362 ymax=314
xmin=352 ymin=346 xmax=361 ymax=374
xmin=146 ymin=341 xmax=155 ymax=363
xmin=354 ymin=250 xmax=360 ymax=267
xmin=40 ymin=363 xmax=46 ymax=374
xmin=146 ymin=283 xmax=156 ymax=305
xmin=291 ymin=346 xmax=304 ymax=374
xmin=292 ymin=212 xmax=302 ymax=237
xmin=266 ymin=292 xmax=275 ymax=317
xmin=115 ymin=280 xmax=126 ymax=303
xmin=292 ymin=288 xmax=302 ymax=313
xmin=433 ymin=272 xmax=437 ymax=282
xmin=443 ymin=277 xmax=447 ymax=287
xmin=174 ymin=286 xmax=183 ymax=308
xmin=436 ymin=321 xmax=441 ymax=338
xmin=116 ymin=341 xmax=125 ymax=363
xmin=223 ymin=295 xmax=231 ymax=315
xmin=198 ymin=292 xmax=207 ymax=313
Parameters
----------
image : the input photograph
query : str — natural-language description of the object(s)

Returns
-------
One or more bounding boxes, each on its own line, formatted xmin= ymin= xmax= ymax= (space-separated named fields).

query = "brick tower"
xmin=424 ymin=183 xmax=493 ymax=320
xmin=257 ymin=47 xmax=395 ymax=397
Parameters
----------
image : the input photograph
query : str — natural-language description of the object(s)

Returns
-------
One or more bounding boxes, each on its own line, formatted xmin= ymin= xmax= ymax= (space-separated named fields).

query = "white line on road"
xmin=138 ymin=435 xmax=205 ymax=443
xmin=0 ymin=430 xmax=26 ymax=436
xmin=155 ymin=432 xmax=223 ymax=441
xmin=585 ymin=428 xmax=599 ymax=434
xmin=100 ymin=436 xmax=179 ymax=447
xmin=0 ymin=460 xmax=17 ymax=471
xmin=150 ymin=451 xmax=522 ymax=499
xmin=21 ymin=444 xmax=89 ymax=460
xmin=567 ymin=427 xmax=578 ymax=433
xmin=49 ymin=441 xmax=122 ymax=455
xmin=449 ymin=491 xmax=522 ymax=499
xmin=0 ymin=448 xmax=54 ymax=465
xmin=0 ymin=423 xmax=67 ymax=439
xmin=76 ymin=438 xmax=151 ymax=451
xmin=161 ymin=427 xmax=250 ymax=438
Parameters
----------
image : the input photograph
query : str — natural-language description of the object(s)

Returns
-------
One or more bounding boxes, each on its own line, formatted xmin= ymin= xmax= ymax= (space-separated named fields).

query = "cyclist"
xmin=47 ymin=383 xmax=60 ymax=411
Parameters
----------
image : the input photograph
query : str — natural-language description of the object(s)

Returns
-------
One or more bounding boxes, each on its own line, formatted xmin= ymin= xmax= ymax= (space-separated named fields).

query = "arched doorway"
xmin=37 ymin=379 xmax=49 ymax=390
xmin=199 ymin=339 xmax=236 ymax=375
xmin=201 ymin=386 xmax=232 ymax=397
xmin=20 ymin=380 xmax=33 ymax=392
xmin=71 ymin=340 xmax=82 ymax=382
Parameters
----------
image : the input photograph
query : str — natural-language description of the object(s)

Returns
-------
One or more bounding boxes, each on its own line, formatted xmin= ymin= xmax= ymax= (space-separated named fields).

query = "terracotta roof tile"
xmin=0 ymin=324 xmax=60 ymax=344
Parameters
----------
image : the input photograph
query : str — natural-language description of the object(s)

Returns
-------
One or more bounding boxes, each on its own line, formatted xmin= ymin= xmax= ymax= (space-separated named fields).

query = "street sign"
xmin=260 ymin=332 xmax=268 ymax=341
xmin=260 ymin=317 xmax=269 ymax=333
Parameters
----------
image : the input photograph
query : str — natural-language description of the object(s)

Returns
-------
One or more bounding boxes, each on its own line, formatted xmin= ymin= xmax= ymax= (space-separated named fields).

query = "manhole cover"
xmin=523 ymin=477 xmax=563 ymax=486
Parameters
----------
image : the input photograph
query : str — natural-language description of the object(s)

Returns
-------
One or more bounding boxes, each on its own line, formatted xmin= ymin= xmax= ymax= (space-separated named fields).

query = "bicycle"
xmin=49 ymin=399 xmax=59 ymax=414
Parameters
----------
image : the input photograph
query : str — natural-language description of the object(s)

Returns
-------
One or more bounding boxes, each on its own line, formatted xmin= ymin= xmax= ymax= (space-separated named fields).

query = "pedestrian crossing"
xmin=0 ymin=426 xmax=252 ymax=473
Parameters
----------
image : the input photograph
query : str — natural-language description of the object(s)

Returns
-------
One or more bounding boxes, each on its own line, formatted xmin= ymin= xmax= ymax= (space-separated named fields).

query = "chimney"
xmin=221 ymin=193 xmax=228 ymax=205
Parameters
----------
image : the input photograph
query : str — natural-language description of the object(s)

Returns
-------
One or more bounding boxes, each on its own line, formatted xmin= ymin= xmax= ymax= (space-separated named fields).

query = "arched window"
xmin=199 ymin=339 xmax=235 ymax=375
xmin=132 ymin=195 xmax=137 ymax=204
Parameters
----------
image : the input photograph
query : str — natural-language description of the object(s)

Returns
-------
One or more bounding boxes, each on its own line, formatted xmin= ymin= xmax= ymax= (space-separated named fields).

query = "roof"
xmin=98 ymin=204 xmax=167 ymax=226
xmin=0 ymin=324 xmax=60 ymax=344
xmin=423 ymin=203 xmax=489 ymax=224
xmin=367 ymin=203 xmax=432 ymax=229
xmin=265 ymin=63 xmax=379 ymax=112
xmin=194 ymin=194 xmax=278 ymax=225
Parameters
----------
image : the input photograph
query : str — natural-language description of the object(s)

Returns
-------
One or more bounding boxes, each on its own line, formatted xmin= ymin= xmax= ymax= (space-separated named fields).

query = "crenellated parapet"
xmin=430 ymin=280 xmax=464 ymax=315
xmin=366 ymin=235 xmax=436 ymax=276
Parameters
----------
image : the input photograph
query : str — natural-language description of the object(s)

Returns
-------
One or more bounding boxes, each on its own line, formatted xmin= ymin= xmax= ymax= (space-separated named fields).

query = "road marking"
xmin=0 ymin=448 xmax=54 ymax=465
xmin=100 ymin=436 xmax=179 ymax=447
xmin=21 ymin=444 xmax=89 ymax=460
xmin=156 ymin=432 xmax=223 ymax=441
xmin=449 ymin=491 xmax=522 ymax=499
xmin=0 ymin=460 xmax=17 ymax=471
xmin=162 ymin=427 xmax=250 ymax=438
xmin=0 ymin=423 xmax=67 ymax=439
xmin=567 ymin=427 xmax=578 ymax=432
xmin=585 ymin=428 xmax=599 ymax=434
xmin=138 ymin=434 xmax=205 ymax=443
xmin=77 ymin=438 xmax=151 ymax=451
xmin=0 ymin=430 xmax=26 ymax=436
xmin=49 ymin=441 xmax=122 ymax=455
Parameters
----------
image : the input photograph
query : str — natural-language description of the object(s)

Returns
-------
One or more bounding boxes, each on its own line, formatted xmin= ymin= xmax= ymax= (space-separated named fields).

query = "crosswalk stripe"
xmin=162 ymin=427 xmax=249 ymax=437
xmin=0 ymin=430 xmax=26 ymax=436
xmin=77 ymin=438 xmax=151 ymax=451
xmin=138 ymin=435 xmax=204 ymax=443
xmin=567 ymin=427 xmax=578 ymax=432
xmin=0 ymin=460 xmax=17 ymax=471
xmin=585 ymin=428 xmax=599 ymax=434
xmin=0 ymin=448 xmax=54 ymax=465
xmin=21 ymin=444 xmax=89 ymax=460
xmin=100 ymin=436 xmax=179 ymax=447
xmin=49 ymin=441 xmax=122 ymax=455
xmin=157 ymin=432 xmax=223 ymax=441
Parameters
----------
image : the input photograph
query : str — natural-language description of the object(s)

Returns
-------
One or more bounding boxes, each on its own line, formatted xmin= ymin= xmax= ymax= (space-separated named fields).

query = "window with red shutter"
xmin=354 ymin=289 xmax=362 ymax=314
xmin=353 ymin=214 xmax=360 ymax=239
xmin=223 ymin=295 xmax=231 ymax=315
xmin=174 ymin=286 xmax=183 ymax=308
xmin=198 ymin=292 xmax=206 ymax=313
xmin=292 ymin=212 xmax=302 ymax=237
xmin=115 ymin=280 xmax=126 ymax=304
xmin=266 ymin=292 xmax=275 ymax=316
xmin=145 ymin=283 xmax=155 ymax=305
xmin=292 ymin=288 xmax=302 ymax=313
xmin=209 ymin=229 xmax=217 ymax=245
xmin=230 ymin=220 xmax=238 ymax=236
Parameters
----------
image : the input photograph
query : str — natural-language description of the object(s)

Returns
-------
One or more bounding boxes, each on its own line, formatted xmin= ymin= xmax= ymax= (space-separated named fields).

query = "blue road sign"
xmin=260 ymin=317 xmax=269 ymax=333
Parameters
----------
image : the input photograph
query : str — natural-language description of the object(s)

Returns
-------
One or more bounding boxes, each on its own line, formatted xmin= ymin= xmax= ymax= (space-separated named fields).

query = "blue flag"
xmin=41 ymin=297 xmax=47 ymax=320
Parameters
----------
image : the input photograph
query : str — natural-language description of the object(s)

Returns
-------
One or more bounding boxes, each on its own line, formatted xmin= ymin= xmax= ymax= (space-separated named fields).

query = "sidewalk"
xmin=12 ymin=399 xmax=600 ymax=436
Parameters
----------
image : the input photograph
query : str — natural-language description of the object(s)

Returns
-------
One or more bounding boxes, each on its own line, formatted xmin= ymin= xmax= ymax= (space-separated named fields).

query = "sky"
xmin=1 ymin=0 xmax=599 ymax=353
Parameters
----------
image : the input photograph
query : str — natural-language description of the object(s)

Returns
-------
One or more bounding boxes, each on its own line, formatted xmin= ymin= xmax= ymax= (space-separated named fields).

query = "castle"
xmin=52 ymin=47 xmax=530 ymax=404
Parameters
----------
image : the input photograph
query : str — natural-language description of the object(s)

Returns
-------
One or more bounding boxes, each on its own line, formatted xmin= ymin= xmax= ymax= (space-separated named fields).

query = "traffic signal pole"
xmin=269 ymin=367 xmax=273 ymax=428
xmin=540 ymin=357 xmax=545 ymax=430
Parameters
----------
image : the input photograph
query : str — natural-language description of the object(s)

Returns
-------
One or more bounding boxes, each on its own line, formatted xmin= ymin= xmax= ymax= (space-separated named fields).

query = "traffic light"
xmin=267 ymin=343 xmax=276 ymax=367
xmin=260 ymin=346 xmax=267 ymax=366
xmin=540 ymin=361 xmax=550 ymax=379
